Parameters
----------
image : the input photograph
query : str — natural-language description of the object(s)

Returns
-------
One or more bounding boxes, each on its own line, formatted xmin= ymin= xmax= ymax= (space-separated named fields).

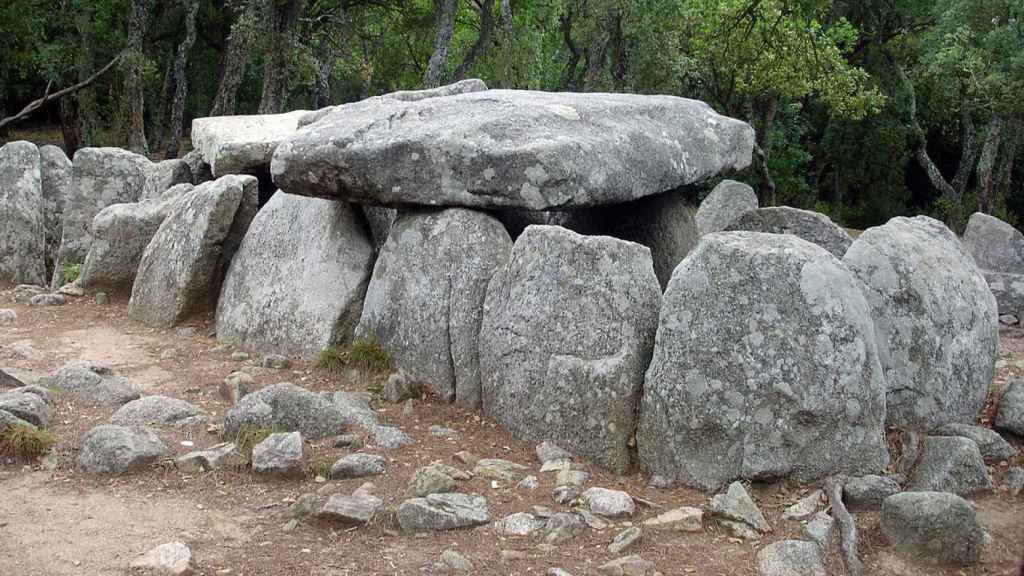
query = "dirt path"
xmin=1 ymin=288 xmax=1022 ymax=575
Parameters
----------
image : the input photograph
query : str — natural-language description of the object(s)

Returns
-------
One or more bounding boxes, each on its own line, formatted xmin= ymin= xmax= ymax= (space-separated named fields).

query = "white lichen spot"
xmin=483 ymin=168 xmax=496 ymax=181
xmin=548 ymin=105 xmax=581 ymax=121
xmin=411 ymin=152 xmax=420 ymax=161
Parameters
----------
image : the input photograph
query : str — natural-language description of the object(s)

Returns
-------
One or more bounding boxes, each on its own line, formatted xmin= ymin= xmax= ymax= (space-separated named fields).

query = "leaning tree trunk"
xmin=124 ymin=0 xmax=153 ymax=154
xmin=150 ymin=62 xmax=174 ymax=151
xmin=165 ymin=0 xmax=199 ymax=159
xmin=560 ymin=10 xmax=582 ymax=90
xmin=258 ymin=0 xmax=306 ymax=114
xmin=311 ymin=34 xmax=334 ymax=109
xmin=424 ymin=0 xmax=459 ymax=88
xmin=976 ymin=115 xmax=1005 ymax=215
xmin=995 ymin=119 xmax=1020 ymax=212
xmin=211 ymin=7 xmax=255 ymax=116
xmin=453 ymin=0 xmax=496 ymax=81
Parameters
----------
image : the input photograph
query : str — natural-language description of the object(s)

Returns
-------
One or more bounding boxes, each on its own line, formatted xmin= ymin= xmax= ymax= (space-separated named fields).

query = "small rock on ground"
xmin=597 ymin=555 xmax=656 ymax=576
xmin=130 ymin=541 xmax=195 ymax=575
xmin=843 ymin=475 xmax=901 ymax=508
xmin=608 ymin=526 xmax=642 ymax=555
xmin=710 ymin=481 xmax=771 ymax=533
xmin=757 ymin=540 xmax=825 ymax=576
xmin=251 ymin=431 xmax=304 ymax=477
xmin=582 ymin=487 xmax=635 ymax=518
xmin=643 ymin=507 xmax=703 ymax=532
xmin=78 ymin=425 xmax=167 ymax=475
xmin=881 ymin=491 xmax=989 ymax=566
xmin=330 ymin=453 xmax=386 ymax=479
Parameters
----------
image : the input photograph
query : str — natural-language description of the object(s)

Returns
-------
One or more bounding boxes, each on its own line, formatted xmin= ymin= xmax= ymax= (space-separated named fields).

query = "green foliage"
xmin=350 ymin=335 xmax=391 ymax=372
xmin=235 ymin=425 xmax=273 ymax=456
xmin=315 ymin=346 xmax=346 ymax=374
xmin=0 ymin=424 xmax=55 ymax=460
xmin=60 ymin=262 xmax=81 ymax=284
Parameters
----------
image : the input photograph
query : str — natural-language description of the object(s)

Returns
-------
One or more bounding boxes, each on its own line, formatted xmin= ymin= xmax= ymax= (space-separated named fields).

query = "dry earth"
xmin=1 ymin=285 xmax=1022 ymax=576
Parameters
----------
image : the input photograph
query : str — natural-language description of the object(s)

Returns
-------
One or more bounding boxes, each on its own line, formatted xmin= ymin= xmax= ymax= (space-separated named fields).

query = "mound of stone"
xmin=39 ymin=145 xmax=71 ymax=271
xmin=843 ymin=475 xmax=901 ymax=508
xmin=696 ymin=180 xmax=758 ymax=236
xmin=757 ymin=540 xmax=825 ymax=576
xmin=727 ymin=206 xmax=852 ymax=258
xmin=0 ymin=386 xmax=55 ymax=428
xmin=357 ymin=208 xmax=511 ymax=407
xmin=216 ymin=191 xmax=373 ymax=356
xmin=843 ymin=216 xmax=998 ymax=430
xmin=191 ymin=110 xmax=310 ymax=177
xmin=906 ymin=436 xmax=992 ymax=496
xmin=0 ymin=141 xmax=46 ymax=286
xmin=639 ymin=232 xmax=887 ymax=491
xmin=480 ymin=225 xmax=660 ymax=473
xmin=110 ymin=395 xmax=205 ymax=428
xmin=273 ymin=90 xmax=754 ymax=210
xmin=53 ymin=362 xmax=141 ymax=406
xmin=881 ymin=492 xmax=988 ymax=566
xmin=222 ymin=382 xmax=346 ymax=440
xmin=995 ymin=380 xmax=1024 ymax=437
xmin=78 ymin=424 xmax=167 ymax=475
xmin=129 ymin=175 xmax=256 ymax=328
xmin=53 ymin=147 xmax=152 ymax=287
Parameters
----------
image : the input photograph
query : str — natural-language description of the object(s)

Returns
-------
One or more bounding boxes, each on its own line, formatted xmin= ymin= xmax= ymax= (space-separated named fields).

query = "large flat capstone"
xmin=191 ymin=110 xmax=311 ymax=177
xmin=271 ymin=90 xmax=754 ymax=210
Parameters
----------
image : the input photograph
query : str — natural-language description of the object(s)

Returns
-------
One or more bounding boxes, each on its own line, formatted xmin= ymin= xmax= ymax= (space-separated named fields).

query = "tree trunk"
xmin=755 ymin=97 xmax=779 ymax=206
xmin=259 ymin=0 xmax=306 ymax=114
xmin=211 ymin=7 xmax=254 ymax=116
xmin=976 ymin=115 xmax=1004 ymax=214
xmin=453 ymin=0 xmax=496 ymax=81
xmin=582 ymin=31 xmax=610 ymax=92
xmin=951 ymin=87 xmax=979 ymax=195
xmin=124 ymin=0 xmax=154 ymax=154
xmin=560 ymin=10 xmax=581 ymax=90
xmin=165 ymin=0 xmax=199 ymax=159
xmin=995 ymin=119 xmax=1020 ymax=212
xmin=424 ymin=0 xmax=459 ymax=88
xmin=150 ymin=62 xmax=174 ymax=151
xmin=72 ymin=7 xmax=99 ymax=148
xmin=59 ymin=97 xmax=83 ymax=156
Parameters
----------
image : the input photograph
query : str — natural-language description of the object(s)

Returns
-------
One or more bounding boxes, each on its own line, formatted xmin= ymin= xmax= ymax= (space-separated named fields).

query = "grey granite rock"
xmin=396 ymin=493 xmax=490 ymax=532
xmin=881 ymin=491 xmax=988 ymax=566
xmin=110 ymin=395 xmax=205 ymax=428
xmin=931 ymin=422 xmax=1018 ymax=461
xmin=756 ymin=540 xmax=826 ymax=576
xmin=251 ymin=431 xmax=304 ymax=477
xmin=728 ymin=206 xmax=852 ymax=258
xmin=53 ymin=362 xmax=141 ymax=407
xmin=906 ymin=436 xmax=992 ymax=496
xmin=995 ymin=380 xmax=1024 ymax=437
xmin=0 ymin=141 xmax=45 ymax=285
xmin=696 ymin=179 xmax=758 ymax=236
xmin=78 ymin=424 xmax=167 ymax=475
xmin=223 ymin=382 xmax=347 ymax=440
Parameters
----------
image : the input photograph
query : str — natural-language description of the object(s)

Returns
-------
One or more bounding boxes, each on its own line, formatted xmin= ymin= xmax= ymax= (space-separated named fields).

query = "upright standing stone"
xmin=727 ymin=206 xmax=852 ymax=258
xmin=216 ymin=192 xmax=374 ymax=355
xmin=129 ymin=175 xmax=255 ymax=327
xmin=39 ymin=145 xmax=71 ymax=271
xmin=843 ymin=216 xmax=998 ymax=430
xmin=357 ymin=208 xmax=511 ymax=406
xmin=696 ymin=180 xmax=758 ymax=236
xmin=639 ymin=232 xmax=887 ymax=491
xmin=962 ymin=212 xmax=1024 ymax=273
xmin=140 ymin=159 xmax=193 ymax=201
xmin=0 ymin=141 xmax=45 ymax=285
xmin=480 ymin=226 xmax=661 ymax=473
xmin=53 ymin=147 xmax=152 ymax=287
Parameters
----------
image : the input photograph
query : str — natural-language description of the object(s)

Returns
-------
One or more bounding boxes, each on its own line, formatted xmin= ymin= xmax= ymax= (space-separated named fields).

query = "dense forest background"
xmin=1 ymin=0 xmax=1021 ymax=230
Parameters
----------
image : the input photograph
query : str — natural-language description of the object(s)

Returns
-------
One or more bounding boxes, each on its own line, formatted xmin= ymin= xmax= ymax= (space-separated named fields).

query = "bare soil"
xmin=1 ymin=286 xmax=1022 ymax=576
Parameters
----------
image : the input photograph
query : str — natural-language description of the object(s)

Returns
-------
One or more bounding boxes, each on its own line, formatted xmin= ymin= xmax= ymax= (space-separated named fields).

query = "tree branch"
xmin=0 ymin=55 xmax=121 ymax=131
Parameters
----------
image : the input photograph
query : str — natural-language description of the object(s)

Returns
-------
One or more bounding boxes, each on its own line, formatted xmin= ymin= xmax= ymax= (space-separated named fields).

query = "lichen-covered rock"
xmin=78 ymin=192 xmax=196 ymax=290
xmin=843 ymin=216 xmax=998 ymax=430
xmin=962 ymin=212 xmax=1024 ymax=273
xmin=222 ymin=382 xmax=347 ymax=440
xmin=696 ymin=180 xmax=758 ymax=236
xmin=906 ymin=436 xmax=992 ymax=496
xmin=480 ymin=226 xmax=661 ymax=473
xmin=110 ymin=395 xmax=205 ymax=428
xmin=297 ymin=79 xmax=490 ymax=128
xmin=39 ymin=145 xmax=71 ymax=271
xmin=53 ymin=361 xmax=141 ymax=407
xmin=273 ymin=90 xmax=754 ymax=210
xmin=141 ymin=159 xmax=192 ymax=201
xmin=329 ymin=453 xmax=386 ymax=479
xmin=728 ymin=206 xmax=852 ymax=258
xmin=53 ymin=147 xmax=152 ymax=287
xmin=0 ymin=141 xmax=45 ymax=285
xmin=191 ymin=110 xmax=310 ymax=177
xmin=931 ymin=423 xmax=1018 ymax=461
xmin=843 ymin=475 xmax=901 ymax=508
xmin=216 ymin=192 xmax=374 ymax=356
xmin=881 ymin=492 xmax=988 ymax=566
xmin=396 ymin=493 xmax=490 ymax=532
xmin=251 ymin=431 xmax=304 ymax=477
xmin=639 ymin=232 xmax=887 ymax=491
xmin=709 ymin=481 xmax=771 ymax=533
xmin=78 ymin=424 xmax=167 ymax=475
xmin=357 ymin=208 xmax=511 ymax=407
xmin=0 ymin=386 xmax=55 ymax=428
xmin=985 ymin=272 xmax=1024 ymax=317
xmin=757 ymin=540 xmax=826 ymax=576
xmin=995 ymin=380 xmax=1024 ymax=437
xmin=129 ymin=175 xmax=255 ymax=327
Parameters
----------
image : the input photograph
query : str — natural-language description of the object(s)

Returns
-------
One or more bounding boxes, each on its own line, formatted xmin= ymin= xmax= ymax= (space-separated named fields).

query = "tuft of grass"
xmin=61 ymin=262 xmax=81 ymax=285
xmin=315 ymin=346 xmax=346 ymax=374
xmin=0 ymin=424 xmax=55 ymax=460
xmin=306 ymin=457 xmax=334 ymax=479
xmin=350 ymin=335 xmax=391 ymax=372
xmin=235 ymin=425 xmax=274 ymax=457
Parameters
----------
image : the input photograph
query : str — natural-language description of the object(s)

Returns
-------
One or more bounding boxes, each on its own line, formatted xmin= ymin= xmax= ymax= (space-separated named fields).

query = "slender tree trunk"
xmin=976 ymin=115 xmax=1004 ymax=214
xmin=124 ymin=0 xmax=154 ymax=154
xmin=424 ymin=0 xmax=459 ymax=88
xmin=0 ymin=96 xmax=7 ymax=143
xmin=582 ymin=32 xmax=609 ymax=92
xmin=951 ymin=87 xmax=979 ymax=195
xmin=259 ymin=0 xmax=306 ymax=114
xmin=211 ymin=7 xmax=254 ymax=116
xmin=311 ymin=33 xmax=334 ymax=109
xmin=58 ymin=98 xmax=83 ymax=156
xmin=453 ymin=0 xmax=496 ymax=81
xmin=165 ymin=0 xmax=199 ymax=159
xmin=72 ymin=7 xmax=98 ymax=148
xmin=560 ymin=11 xmax=581 ymax=90
xmin=150 ymin=62 xmax=174 ymax=151
xmin=754 ymin=97 xmax=779 ymax=206
xmin=995 ymin=119 xmax=1020 ymax=212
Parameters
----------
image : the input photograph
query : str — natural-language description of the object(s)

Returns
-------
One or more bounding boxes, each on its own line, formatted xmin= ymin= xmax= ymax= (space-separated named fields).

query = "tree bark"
xmin=995 ymin=119 xmax=1020 ymax=212
xmin=124 ymin=0 xmax=154 ymax=154
xmin=560 ymin=10 xmax=581 ymax=90
xmin=259 ymin=0 xmax=306 ymax=114
xmin=951 ymin=85 xmax=979 ymax=196
xmin=424 ymin=0 xmax=459 ymax=88
xmin=976 ymin=115 xmax=1004 ymax=214
xmin=165 ymin=0 xmax=199 ymax=159
xmin=58 ymin=98 xmax=82 ymax=156
xmin=826 ymin=477 xmax=864 ymax=576
xmin=453 ymin=0 xmax=496 ymax=81
xmin=754 ymin=97 xmax=779 ymax=206
xmin=211 ymin=6 xmax=255 ymax=116
xmin=71 ymin=6 xmax=99 ymax=149
xmin=150 ymin=62 xmax=174 ymax=151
